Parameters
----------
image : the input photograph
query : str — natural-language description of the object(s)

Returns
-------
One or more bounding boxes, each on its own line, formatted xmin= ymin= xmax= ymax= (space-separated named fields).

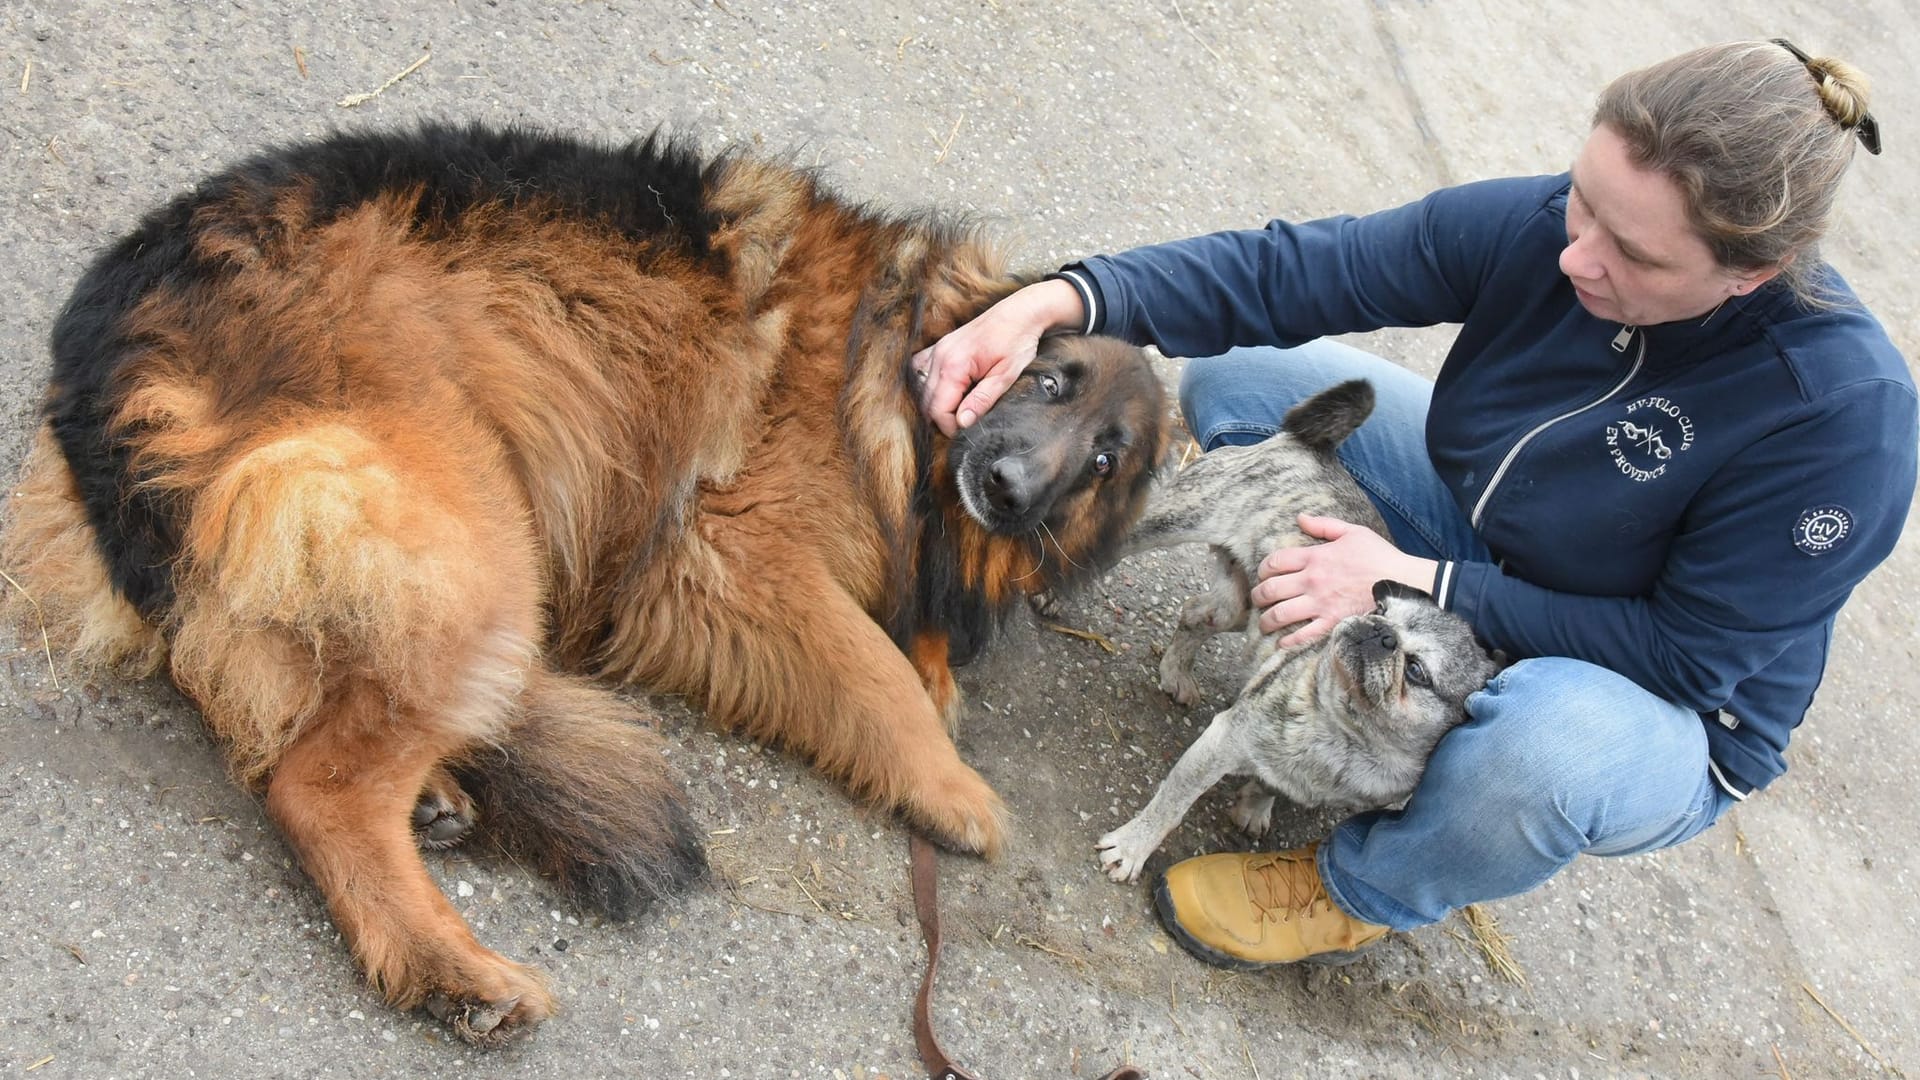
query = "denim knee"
xmin=1442 ymin=658 xmax=1707 ymax=796
xmin=1178 ymin=350 xmax=1285 ymax=450
xmin=1322 ymin=657 xmax=1721 ymax=927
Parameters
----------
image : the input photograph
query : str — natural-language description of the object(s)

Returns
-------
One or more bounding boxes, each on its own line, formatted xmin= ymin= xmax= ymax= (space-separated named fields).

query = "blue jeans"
xmin=1180 ymin=343 xmax=1737 ymax=930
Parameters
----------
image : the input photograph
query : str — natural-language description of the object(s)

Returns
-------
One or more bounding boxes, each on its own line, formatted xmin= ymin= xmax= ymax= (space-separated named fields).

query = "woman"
xmin=913 ymin=40 xmax=1915 ymax=966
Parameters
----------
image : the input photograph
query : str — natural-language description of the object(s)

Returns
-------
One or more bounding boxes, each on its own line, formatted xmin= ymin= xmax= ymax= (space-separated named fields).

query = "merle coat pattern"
xmin=1094 ymin=381 xmax=1505 ymax=883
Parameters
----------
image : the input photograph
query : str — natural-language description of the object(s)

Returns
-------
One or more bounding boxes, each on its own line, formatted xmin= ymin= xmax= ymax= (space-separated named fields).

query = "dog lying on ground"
xmin=0 ymin=122 xmax=1169 ymax=1044
xmin=1093 ymin=381 xmax=1504 ymax=883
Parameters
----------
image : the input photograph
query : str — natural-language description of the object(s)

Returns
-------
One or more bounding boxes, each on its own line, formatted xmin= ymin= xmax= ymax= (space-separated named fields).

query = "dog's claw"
xmin=465 ymin=1001 xmax=512 ymax=1036
xmin=1027 ymin=589 xmax=1062 ymax=619
xmin=1096 ymin=851 xmax=1143 ymax=884
xmin=1228 ymin=784 xmax=1276 ymax=837
xmin=1158 ymin=651 xmax=1203 ymax=707
xmin=425 ymin=991 xmax=527 ymax=1047
xmin=1161 ymin=677 xmax=1201 ymax=708
xmin=1094 ymin=828 xmax=1152 ymax=884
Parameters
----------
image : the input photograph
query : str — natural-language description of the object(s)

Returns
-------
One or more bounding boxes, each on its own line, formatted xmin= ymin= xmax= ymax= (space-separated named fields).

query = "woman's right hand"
xmin=913 ymin=277 xmax=1087 ymax=436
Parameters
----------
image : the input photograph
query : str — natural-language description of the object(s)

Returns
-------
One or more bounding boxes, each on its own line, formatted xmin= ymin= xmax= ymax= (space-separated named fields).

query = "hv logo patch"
xmin=1793 ymin=505 xmax=1854 ymax=556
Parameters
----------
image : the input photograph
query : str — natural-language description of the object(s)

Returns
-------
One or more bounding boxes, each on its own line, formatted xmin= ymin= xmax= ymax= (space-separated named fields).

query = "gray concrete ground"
xmin=2 ymin=2 xmax=1916 ymax=1077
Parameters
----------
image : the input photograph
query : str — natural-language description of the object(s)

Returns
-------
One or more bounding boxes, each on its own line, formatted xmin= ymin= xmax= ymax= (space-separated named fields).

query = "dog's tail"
xmin=1281 ymin=379 xmax=1374 ymax=454
xmin=452 ymin=670 xmax=707 ymax=919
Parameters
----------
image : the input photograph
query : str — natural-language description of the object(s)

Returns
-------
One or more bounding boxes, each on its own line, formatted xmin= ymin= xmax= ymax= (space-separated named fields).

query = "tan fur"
xmin=1 ymin=431 xmax=164 ymax=674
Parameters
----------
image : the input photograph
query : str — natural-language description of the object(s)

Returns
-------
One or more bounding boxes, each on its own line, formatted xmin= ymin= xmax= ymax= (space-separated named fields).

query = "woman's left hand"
xmin=1251 ymin=515 xmax=1438 ymax=647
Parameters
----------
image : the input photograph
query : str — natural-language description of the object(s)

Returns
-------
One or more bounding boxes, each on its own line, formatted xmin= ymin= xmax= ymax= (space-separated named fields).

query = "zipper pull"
xmin=1611 ymin=325 xmax=1636 ymax=353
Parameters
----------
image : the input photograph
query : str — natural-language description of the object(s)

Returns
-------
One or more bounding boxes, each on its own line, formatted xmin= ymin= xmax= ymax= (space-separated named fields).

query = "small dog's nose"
xmin=1358 ymin=622 xmax=1398 ymax=657
xmin=984 ymin=456 xmax=1034 ymax=515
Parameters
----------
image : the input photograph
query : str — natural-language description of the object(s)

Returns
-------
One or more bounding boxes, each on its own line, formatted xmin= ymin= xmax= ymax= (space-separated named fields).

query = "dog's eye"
xmin=1404 ymin=657 xmax=1431 ymax=689
xmin=1092 ymin=451 xmax=1115 ymax=476
xmin=1039 ymin=374 xmax=1060 ymax=397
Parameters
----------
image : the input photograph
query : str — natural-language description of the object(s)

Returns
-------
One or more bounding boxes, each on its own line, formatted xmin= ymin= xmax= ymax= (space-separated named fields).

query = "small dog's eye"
xmin=1092 ymin=451 xmax=1115 ymax=476
xmin=1039 ymin=374 xmax=1060 ymax=397
xmin=1404 ymin=657 xmax=1431 ymax=689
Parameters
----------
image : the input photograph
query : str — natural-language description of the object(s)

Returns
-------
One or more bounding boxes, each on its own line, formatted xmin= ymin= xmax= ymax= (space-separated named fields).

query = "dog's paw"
xmin=412 ymin=783 xmax=477 ymax=851
xmin=1228 ymin=784 xmax=1275 ymax=837
xmin=908 ymin=768 xmax=1010 ymax=859
xmin=1094 ymin=821 xmax=1159 ymax=884
xmin=1027 ymin=589 xmax=1063 ymax=619
xmin=423 ymin=967 xmax=554 ymax=1050
xmin=1157 ymin=657 xmax=1202 ymax=708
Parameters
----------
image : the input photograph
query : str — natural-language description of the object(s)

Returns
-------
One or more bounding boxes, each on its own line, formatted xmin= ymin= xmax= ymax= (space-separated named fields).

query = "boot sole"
xmin=1150 ymin=876 xmax=1377 ymax=970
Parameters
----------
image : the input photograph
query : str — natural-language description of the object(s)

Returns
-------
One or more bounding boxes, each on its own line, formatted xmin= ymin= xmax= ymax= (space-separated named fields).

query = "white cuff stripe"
xmin=1056 ymin=269 xmax=1097 ymax=335
xmin=1435 ymin=560 xmax=1456 ymax=608
xmin=1707 ymin=759 xmax=1751 ymax=801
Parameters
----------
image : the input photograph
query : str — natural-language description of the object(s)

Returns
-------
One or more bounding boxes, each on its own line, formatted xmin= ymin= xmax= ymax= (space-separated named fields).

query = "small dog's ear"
xmin=1486 ymin=647 xmax=1512 ymax=670
xmin=1163 ymin=427 xmax=1201 ymax=473
xmin=1371 ymin=579 xmax=1433 ymax=605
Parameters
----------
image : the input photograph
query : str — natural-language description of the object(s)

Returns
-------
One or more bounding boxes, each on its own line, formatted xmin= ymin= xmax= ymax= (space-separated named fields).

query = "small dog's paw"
xmin=1228 ymin=784 xmax=1275 ymax=837
xmin=1158 ymin=661 xmax=1202 ymax=707
xmin=1094 ymin=823 xmax=1157 ymax=884
xmin=1027 ymin=589 xmax=1062 ymax=619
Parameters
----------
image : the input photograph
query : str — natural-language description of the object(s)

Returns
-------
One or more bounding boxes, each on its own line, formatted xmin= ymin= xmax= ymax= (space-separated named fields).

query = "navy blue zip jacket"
xmin=1060 ymin=173 xmax=1917 ymax=797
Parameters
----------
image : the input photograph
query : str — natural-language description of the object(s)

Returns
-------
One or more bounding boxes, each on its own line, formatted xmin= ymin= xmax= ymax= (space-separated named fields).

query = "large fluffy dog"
xmin=1 ymin=124 xmax=1169 ymax=1044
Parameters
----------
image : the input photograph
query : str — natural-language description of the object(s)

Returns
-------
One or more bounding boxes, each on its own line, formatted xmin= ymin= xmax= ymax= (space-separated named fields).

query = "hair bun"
xmin=1805 ymin=55 xmax=1873 ymax=129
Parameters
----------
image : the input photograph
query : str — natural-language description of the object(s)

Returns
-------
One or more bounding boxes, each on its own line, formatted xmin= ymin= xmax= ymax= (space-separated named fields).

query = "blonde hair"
xmin=1593 ymin=40 xmax=1876 ymax=304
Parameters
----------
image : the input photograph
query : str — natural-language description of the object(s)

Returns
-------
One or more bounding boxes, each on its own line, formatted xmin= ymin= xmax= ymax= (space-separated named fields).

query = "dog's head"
xmin=947 ymin=335 xmax=1169 ymax=557
xmin=1318 ymin=580 xmax=1505 ymax=744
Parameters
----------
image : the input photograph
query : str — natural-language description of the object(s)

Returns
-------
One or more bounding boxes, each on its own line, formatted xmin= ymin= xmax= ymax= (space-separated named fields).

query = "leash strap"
xmin=909 ymin=834 xmax=1146 ymax=1080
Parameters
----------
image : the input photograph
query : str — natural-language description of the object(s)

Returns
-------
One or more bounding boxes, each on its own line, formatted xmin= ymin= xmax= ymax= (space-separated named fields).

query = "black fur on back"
xmin=43 ymin=122 xmax=722 ymax=620
xmin=1280 ymin=378 xmax=1375 ymax=454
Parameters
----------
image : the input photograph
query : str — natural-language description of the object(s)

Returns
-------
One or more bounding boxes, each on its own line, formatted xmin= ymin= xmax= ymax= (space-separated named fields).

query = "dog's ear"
xmin=1487 ymin=647 xmax=1513 ymax=670
xmin=1371 ymin=579 xmax=1433 ymax=606
xmin=1162 ymin=427 xmax=1200 ymax=474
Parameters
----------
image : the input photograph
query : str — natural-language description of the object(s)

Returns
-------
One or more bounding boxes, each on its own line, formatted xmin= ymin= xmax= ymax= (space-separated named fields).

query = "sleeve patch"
xmin=1792 ymin=505 xmax=1854 ymax=556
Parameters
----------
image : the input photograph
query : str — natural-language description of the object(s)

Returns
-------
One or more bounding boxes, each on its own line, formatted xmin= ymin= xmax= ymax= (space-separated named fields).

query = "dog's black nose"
xmin=1359 ymin=622 xmax=1398 ymax=658
xmin=984 ymin=456 xmax=1035 ymax=516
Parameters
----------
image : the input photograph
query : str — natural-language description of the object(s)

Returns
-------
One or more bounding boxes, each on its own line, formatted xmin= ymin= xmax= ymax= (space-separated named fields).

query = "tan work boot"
xmin=1152 ymin=843 xmax=1390 ymax=968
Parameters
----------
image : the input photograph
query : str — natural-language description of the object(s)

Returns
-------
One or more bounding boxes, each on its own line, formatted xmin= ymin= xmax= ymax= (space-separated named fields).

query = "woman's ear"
xmin=1735 ymin=254 xmax=1792 ymax=295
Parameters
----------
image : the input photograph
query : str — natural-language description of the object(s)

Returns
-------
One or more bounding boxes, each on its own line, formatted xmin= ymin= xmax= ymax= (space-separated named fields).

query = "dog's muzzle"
xmin=982 ymin=454 xmax=1042 ymax=519
xmin=1352 ymin=616 xmax=1399 ymax=660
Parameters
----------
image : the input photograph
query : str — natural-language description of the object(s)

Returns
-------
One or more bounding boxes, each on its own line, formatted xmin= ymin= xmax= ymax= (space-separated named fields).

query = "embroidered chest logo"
xmin=1793 ymin=505 xmax=1854 ymax=556
xmin=1604 ymin=396 xmax=1695 ymax=482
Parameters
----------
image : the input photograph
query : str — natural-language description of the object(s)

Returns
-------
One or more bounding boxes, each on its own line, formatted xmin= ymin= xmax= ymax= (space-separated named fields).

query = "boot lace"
xmin=1244 ymin=851 xmax=1331 ymax=923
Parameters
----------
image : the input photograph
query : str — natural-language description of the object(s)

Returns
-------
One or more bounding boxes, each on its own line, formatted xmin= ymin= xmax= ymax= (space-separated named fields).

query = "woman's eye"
xmin=1092 ymin=451 xmax=1115 ymax=476
xmin=1039 ymin=374 xmax=1060 ymax=397
xmin=1404 ymin=657 xmax=1431 ymax=688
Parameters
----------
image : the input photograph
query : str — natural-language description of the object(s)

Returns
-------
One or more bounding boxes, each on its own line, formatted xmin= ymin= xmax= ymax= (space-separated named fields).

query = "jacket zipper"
xmin=1469 ymin=325 xmax=1646 ymax=529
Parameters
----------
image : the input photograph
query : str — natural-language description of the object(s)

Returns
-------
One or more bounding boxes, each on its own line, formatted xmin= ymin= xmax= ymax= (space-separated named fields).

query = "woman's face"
xmin=1561 ymin=124 xmax=1776 ymax=327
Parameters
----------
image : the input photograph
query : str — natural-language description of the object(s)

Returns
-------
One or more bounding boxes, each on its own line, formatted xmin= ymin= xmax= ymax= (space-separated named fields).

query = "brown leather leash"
xmin=909 ymin=834 xmax=1146 ymax=1080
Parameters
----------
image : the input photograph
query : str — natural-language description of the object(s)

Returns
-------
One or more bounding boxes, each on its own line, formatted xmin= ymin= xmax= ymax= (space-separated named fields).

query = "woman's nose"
xmin=1559 ymin=233 xmax=1604 ymax=282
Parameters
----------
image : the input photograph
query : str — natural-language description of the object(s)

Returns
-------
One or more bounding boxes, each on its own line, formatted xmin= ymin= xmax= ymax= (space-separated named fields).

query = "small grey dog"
xmin=1095 ymin=380 xmax=1505 ymax=883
